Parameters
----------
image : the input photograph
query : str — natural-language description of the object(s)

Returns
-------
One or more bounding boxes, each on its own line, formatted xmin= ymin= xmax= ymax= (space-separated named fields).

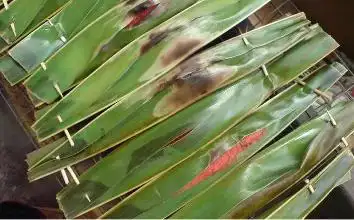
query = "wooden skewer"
xmin=10 ymin=22 xmax=16 ymax=36
xmin=57 ymin=115 xmax=75 ymax=147
xmin=326 ymin=109 xmax=337 ymax=127
xmin=341 ymin=137 xmax=349 ymax=147
xmin=67 ymin=166 xmax=80 ymax=185
xmin=53 ymin=82 xmax=64 ymax=98
xmin=296 ymin=79 xmax=332 ymax=101
xmin=57 ymin=115 xmax=63 ymax=123
xmin=85 ymin=193 xmax=91 ymax=202
xmin=242 ymin=37 xmax=251 ymax=47
xmin=47 ymin=19 xmax=67 ymax=44
xmin=2 ymin=0 xmax=9 ymax=10
xmin=305 ymin=179 xmax=315 ymax=194
xmin=261 ymin=65 xmax=269 ymax=77
xmin=2 ymin=0 xmax=15 ymax=37
xmin=56 ymin=155 xmax=70 ymax=185
xmin=60 ymin=35 xmax=67 ymax=43
xmin=60 ymin=169 xmax=70 ymax=185
xmin=64 ymin=129 xmax=75 ymax=147
xmin=40 ymin=62 xmax=47 ymax=71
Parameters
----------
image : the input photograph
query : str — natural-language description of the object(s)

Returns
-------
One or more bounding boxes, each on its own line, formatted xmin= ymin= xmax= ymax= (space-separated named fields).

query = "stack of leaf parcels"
xmin=0 ymin=0 xmax=353 ymax=218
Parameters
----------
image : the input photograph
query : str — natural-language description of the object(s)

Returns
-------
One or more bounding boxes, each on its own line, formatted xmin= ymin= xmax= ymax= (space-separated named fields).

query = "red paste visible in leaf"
xmin=178 ymin=128 xmax=266 ymax=193
xmin=128 ymin=1 xmax=159 ymax=28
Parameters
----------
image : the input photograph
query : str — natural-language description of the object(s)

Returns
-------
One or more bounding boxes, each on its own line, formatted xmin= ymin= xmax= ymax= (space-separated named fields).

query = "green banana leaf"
xmin=262 ymin=149 xmax=354 ymax=219
xmin=27 ymin=25 xmax=338 ymax=178
xmin=33 ymin=13 xmax=310 ymax=141
xmin=0 ymin=36 xmax=7 ymax=50
xmin=24 ymin=0 xmax=271 ymax=104
xmin=0 ymin=0 xmax=71 ymax=84
xmin=0 ymin=0 xmax=70 ymax=50
xmin=22 ymin=0 xmax=71 ymax=35
xmin=98 ymin=64 xmax=346 ymax=219
xmin=336 ymin=170 xmax=352 ymax=186
xmin=10 ymin=0 xmax=128 ymax=72
xmin=28 ymin=90 xmax=45 ymax=107
xmin=0 ymin=54 xmax=26 ymax=84
xmin=35 ymin=103 xmax=56 ymax=120
xmin=167 ymin=102 xmax=354 ymax=219
xmin=260 ymin=168 xmax=353 ymax=219
xmin=20 ymin=0 xmax=202 ymax=97
xmin=0 ymin=0 xmax=48 ymax=43
xmin=1 ymin=0 xmax=126 ymax=85
xmin=52 ymin=50 xmax=341 ymax=219
xmin=27 ymin=24 xmax=336 ymax=173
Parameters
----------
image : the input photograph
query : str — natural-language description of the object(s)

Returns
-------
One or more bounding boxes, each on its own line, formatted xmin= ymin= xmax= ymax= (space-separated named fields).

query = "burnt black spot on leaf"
xmin=140 ymin=26 xmax=183 ymax=55
xmin=125 ymin=0 xmax=139 ymax=6
xmin=126 ymin=0 xmax=160 ymax=28
xmin=128 ymin=0 xmax=155 ymax=15
xmin=140 ymin=30 xmax=169 ymax=55
xmin=153 ymin=58 xmax=232 ymax=117
xmin=161 ymin=38 xmax=203 ymax=66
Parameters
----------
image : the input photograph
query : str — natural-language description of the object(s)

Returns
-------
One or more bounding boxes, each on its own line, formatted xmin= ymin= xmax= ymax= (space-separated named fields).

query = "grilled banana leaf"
xmin=0 ymin=0 xmax=48 ymax=43
xmin=0 ymin=0 xmax=72 ymax=83
xmin=98 ymin=63 xmax=346 ymax=219
xmin=168 ymin=102 xmax=354 ymax=219
xmin=27 ymin=25 xmax=338 ymax=182
xmin=1 ymin=0 xmax=125 ymax=85
xmin=26 ymin=24 xmax=338 ymax=173
xmin=24 ymin=0 xmax=271 ymax=104
xmin=52 ymin=48 xmax=341 ymax=219
xmin=0 ymin=0 xmax=70 ymax=50
xmin=262 ymin=149 xmax=354 ymax=219
xmin=33 ymin=13 xmax=310 ymax=141
xmin=26 ymin=137 xmax=67 ymax=167
xmin=22 ymin=0 xmax=71 ymax=36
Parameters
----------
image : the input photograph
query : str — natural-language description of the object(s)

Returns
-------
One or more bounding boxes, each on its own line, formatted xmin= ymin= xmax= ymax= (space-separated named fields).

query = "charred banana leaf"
xmin=1 ymin=0 xmax=126 ymax=84
xmin=0 ymin=0 xmax=48 ymax=43
xmin=98 ymin=64 xmax=347 ymax=219
xmin=24 ymin=0 xmax=271 ymax=104
xmin=167 ymin=102 xmax=354 ymax=219
xmin=33 ymin=13 xmax=310 ymax=141
xmin=53 ymin=60 xmax=342 ymax=217
xmin=27 ymin=24 xmax=338 ymax=175
xmin=0 ymin=0 xmax=70 ymax=49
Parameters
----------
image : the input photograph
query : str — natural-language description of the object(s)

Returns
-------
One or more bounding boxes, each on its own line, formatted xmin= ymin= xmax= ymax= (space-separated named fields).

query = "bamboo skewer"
xmin=304 ymin=179 xmax=315 ymax=194
xmin=53 ymin=83 xmax=64 ymax=98
xmin=2 ymin=0 xmax=16 ymax=36
xmin=57 ymin=115 xmax=75 ymax=147
xmin=67 ymin=166 xmax=80 ymax=185
xmin=10 ymin=22 xmax=16 ymax=37
xmin=341 ymin=137 xmax=349 ymax=147
xmin=60 ymin=169 xmax=70 ymax=185
xmin=326 ymin=109 xmax=337 ymax=127
xmin=296 ymin=79 xmax=332 ymax=101
xmin=56 ymin=156 xmax=70 ymax=185
xmin=261 ymin=65 xmax=270 ymax=77
xmin=242 ymin=37 xmax=252 ymax=47
xmin=2 ymin=0 xmax=9 ymax=9
xmin=40 ymin=62 xmax=47 ymax=71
